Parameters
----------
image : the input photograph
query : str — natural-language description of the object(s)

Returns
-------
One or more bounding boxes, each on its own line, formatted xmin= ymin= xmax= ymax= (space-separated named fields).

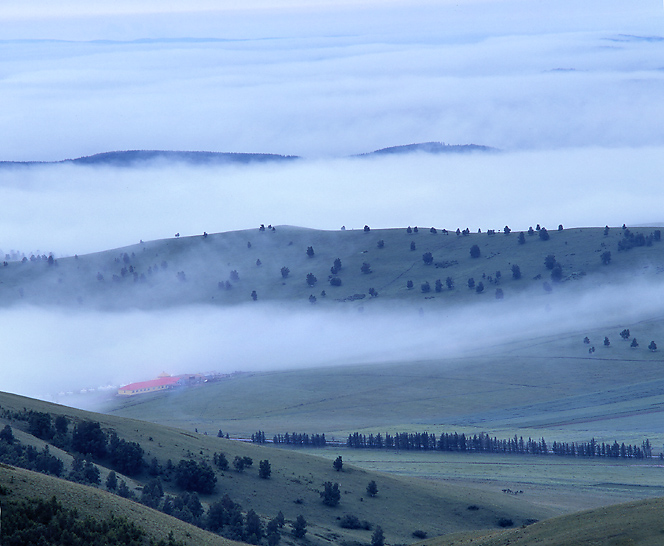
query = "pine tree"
xmin=292 ymin=515 xmax=307 ymax=538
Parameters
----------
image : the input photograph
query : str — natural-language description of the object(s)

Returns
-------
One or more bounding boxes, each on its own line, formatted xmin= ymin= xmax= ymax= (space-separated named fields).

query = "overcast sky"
xmin=1 ymin=1 xmax=664 ymax=400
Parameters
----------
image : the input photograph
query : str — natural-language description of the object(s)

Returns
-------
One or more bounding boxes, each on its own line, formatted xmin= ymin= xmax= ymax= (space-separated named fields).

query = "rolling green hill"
xmin=1 ymin=224 xmax=662 ymax=309
xmin=423 ymin=496 xmax=664 ymax=546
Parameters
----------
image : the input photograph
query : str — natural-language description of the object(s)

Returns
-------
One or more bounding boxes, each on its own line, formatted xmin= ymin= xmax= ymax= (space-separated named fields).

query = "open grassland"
xmin=422 ymin=496 xmax=664 ymax=546
xmin=104 ymin=319 xmax=664 ymax=447
xmin=101 ymin=318 xmax=664 ymax=518
xmin=0 ymin=391 xmax=556 ymax=546
xmin=301 ymin=449 xmax=664 ymax=513
xmin=2 ymin=224 xmax=663 ymax=309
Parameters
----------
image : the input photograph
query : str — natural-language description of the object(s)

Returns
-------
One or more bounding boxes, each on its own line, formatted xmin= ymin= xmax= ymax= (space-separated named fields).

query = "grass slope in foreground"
xmin=424 ymin=496 xmax=664 ymax=546
xmin=0 ymin=391 xmax=554 ymax=546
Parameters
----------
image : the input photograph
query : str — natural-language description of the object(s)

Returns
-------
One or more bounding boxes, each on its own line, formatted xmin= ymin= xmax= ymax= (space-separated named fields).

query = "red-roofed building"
xmin=118 ymin=375 xmax=182 ymax=396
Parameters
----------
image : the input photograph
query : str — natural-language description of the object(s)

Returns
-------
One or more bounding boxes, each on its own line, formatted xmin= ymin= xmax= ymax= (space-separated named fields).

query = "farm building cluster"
xmin=118 ymin=371 xmax=228 ymax=396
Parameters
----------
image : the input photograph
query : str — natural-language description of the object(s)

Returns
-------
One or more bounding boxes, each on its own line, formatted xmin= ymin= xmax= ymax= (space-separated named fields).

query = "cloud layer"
xmin=1 ymin=0 xmax=663 ymax=405
xmin=0 ymin=1 xmax=663 ymax=160
xmin=1 ymin=147 xmax=663 ymax=257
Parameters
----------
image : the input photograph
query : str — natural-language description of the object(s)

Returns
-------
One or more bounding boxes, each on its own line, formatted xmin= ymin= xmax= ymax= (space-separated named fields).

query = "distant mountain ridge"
xmin=0 ymin=150 xmax=299 ymax=167
xmin=357 ymin=142 xmax=496 ymax=156
xmin=0 ymin=142 xmax=496 ymax=167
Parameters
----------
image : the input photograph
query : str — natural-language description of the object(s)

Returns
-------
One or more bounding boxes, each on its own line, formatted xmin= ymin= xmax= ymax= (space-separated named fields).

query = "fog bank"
xmin=4 ymin=275 xmax=664 ymax=403
xmin=1 ymin=147 xmax=663 ymax=257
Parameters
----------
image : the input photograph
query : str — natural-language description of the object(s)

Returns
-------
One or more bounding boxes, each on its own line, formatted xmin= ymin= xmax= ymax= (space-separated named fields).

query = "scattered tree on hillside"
xmin=232 ymin=456 xmax=253 ymax=473
xmin=361 ymin=262 xmax=372 ymax=274
xmin=528 ymin=226 xmax=535 ymax=236
xmin=213 ymin=452 xmax=229 ymax=470
xmin=406 ymin=280 xmax=414 ymax=290
xmin=421 ymin=281 xmax=431 ymax=293
xmin=72 ymin=421 xmax=107 ymax=458
xmin=330 ymin=277 xmax=342 ymax=286
xmin=518 ymin=232 xmax=526 ymax=245
xmin=108 ymin=432 xmax=144 ymax=476
xmin=106 ymin=470 xmax=117 ymax=491
xmin=604 ymin=336 xmax=611 ymax=347
xmin=422 ymin=252 xmax=433 ymax=265
xmin=256 ymin=259 xmax=262 ymax=267
xmin=620 ymin=329 xmax=630 ymax=340
xmin=54 ymin=415 xmax=68 ymax=436
xmin=475 ymin=282 xmax=484 ymax=293
xmin=245 ymin=510 xmax=264 ymax=544
xmin=551 ymin=264 xmax=563 ymax=282
xmin=407 ymin=226 xmax=412 ymax=234
xmin=470 ymin=244 xmax=480 ymax=258
xmin=504 ymin=226 xmax=511 ymax=235
xmin=368 ymin=287 xmax=378 ymax=297
xmin=366 ymin=480 xmax=378 ymax=497
xmin=266 ymin=518 xmax=281 ymax=546
xmin=468 ymin=278 xmax=475 ymax=289
xmin=306 ymin=273 xmax=317 ymax=286
xmin=320 ymin=482 xmax=341 ymax=506
xmin=410 ymin=241 xmax=416 ymax=251
xmin=414 ymin=226 xmax=419 ymax=233
xmin=281 ymin=267 xmax=290 ymax=278
xmin=446 ymin=277 xmax=454 ymax=290
xmin=333 ymin=456 xmax=343 ymax=471
xmin=69 ymin=455 xmax=101 ymax=486
xmin=230 ymin=270 xmax=240 ymax=282
xmin=333 ymin=258 xmax=342 ymax=271
xmin=544 ymin=255 xmax=557 ymax=270
xmin=377 ymin=239 xmax=385 ymax=248
xmin=583 ymin=337 xmax=590 ymax=344
xmin=435 ymin=279 xmax=443 ymax=293
xmin=292 ymin=515 xmax=307 ymax=538
xmin=430 ymin=227 xmax=437 ymax=234
xmin=307 ymin=246 xmax=315 ymax=258
xmin=364 ymin=225 xmax=371 ymax=232
xmin=251 ymin=290 xmax=258 ymax=301
xmin=604 ymin=225 xmax=610 ymax=236
xmin=539 ymin=227 xmax=550 ymax=241
xmin=601 ymin=251 xmax=612 ymax=265
xmin=649 ymin=341 xmax=657 ymax=352
xmin=175 ymin=459 xmax=217 ymax=493
xmin=371 ymin=526 xmax=385 ymax=546
xmin=558 ymin=224 xmax=564 ymax=231
xmin=631 ymin=338 xmax=639 ymax=348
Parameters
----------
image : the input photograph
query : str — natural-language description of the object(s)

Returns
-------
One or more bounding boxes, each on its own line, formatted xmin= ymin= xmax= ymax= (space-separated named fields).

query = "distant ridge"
xmin=0 ymin=142 xmax=495 ymax=167
xmin=0 ymin=150 xmax=299 ymax=167
xmin=358 ymin=142 xmax=497 ymax=156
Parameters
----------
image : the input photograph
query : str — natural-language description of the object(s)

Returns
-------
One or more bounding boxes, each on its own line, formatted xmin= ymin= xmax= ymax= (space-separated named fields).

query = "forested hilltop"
xmin=0 ymin=224 xmax=662 ymax=310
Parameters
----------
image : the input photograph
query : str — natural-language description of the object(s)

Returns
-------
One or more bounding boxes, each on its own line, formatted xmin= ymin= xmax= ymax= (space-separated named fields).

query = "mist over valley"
xmin=2 ymin=1 xmax=664 ymax=545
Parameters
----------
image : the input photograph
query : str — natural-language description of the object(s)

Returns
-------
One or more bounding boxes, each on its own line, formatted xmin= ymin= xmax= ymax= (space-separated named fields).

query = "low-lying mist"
xmin=5 ymin=274 xmax=664 ymax=406
xmin=1 ymin=146 xmax=663 ymax=258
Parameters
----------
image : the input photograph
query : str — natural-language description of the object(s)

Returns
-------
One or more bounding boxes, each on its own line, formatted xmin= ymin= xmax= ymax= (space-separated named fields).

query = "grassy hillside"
xmin=423 ymin=496 xmax=664 ymax=546
xmin=0 ymin=391 xmax=555 ymax=546
xmin=1 ymin=224 xmax=662 ymax=309
xmin=0 ymin=464 xmax=236 ymax=546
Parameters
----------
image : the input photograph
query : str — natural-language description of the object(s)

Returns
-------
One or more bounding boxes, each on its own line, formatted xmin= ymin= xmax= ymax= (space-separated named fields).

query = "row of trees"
xmin=346 ymin=431 xmax=654 ymax=459
xmin=271 ymin=432 xmax=327 ymax=447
